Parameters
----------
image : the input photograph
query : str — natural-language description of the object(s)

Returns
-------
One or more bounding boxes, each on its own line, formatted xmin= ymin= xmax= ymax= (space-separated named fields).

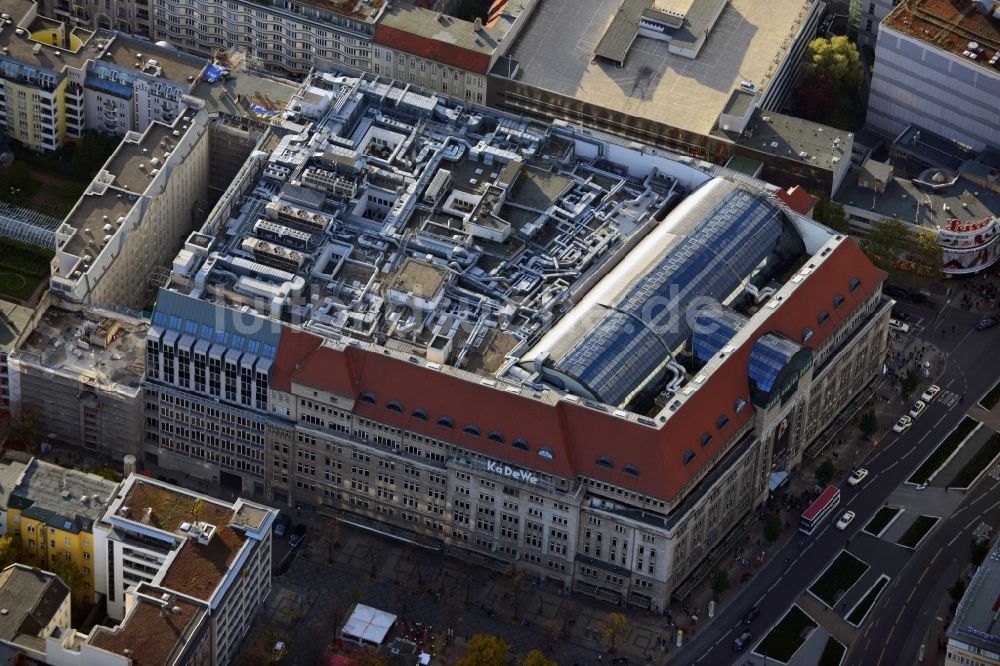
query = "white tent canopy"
xmin=341 ymin=604 xmax=398 ymax=646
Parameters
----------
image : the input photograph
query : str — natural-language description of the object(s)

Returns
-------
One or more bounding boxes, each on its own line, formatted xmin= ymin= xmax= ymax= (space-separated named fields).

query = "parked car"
xmin=847 ymin=468 xmax=869 ymax=487
xmin=733 ymin=631 xmax=753 ymax=651
xmin=892 ymin=415 xmax=912 ymax=433
xmin=273 ymin=513 xmax=291 ymax=538
xmin=889 ymin=318 xmax=910 ymax=334
xmin=909 ymin=400 xmax=927 ymax=419
xmin=289 ymin=523 xmax=307 ymax=547
xmin=891 ymin=310 xmax=912 ymax=322
xmin=743 ymin=606 xmax=761 ymax=625
xmin=921 ymin=385 xmax=941 ymax=402
xmin=976 ymin=317 xmax=999 ymax=331
xmin=884 ymin=285 xmax=908 ymax=299
xmin=836 ymin=510 xmax=856 ymax=530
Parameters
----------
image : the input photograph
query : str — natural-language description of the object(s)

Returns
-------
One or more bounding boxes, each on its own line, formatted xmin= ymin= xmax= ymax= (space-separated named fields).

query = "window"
xmin=412 ymin=408 xmax=428 ymax=421
xmin=716 ymin=415 xmax=729 ymax=430
xmin=802 ymin=327 xmax=813 ymax=343
xmin=462 ymin=424 xmax=480 ymax=437
xmin=849 ymin=277 xmax=861 ymax=292
xmin=488 ymin=431 xmax=504 ymax=443
xmin=538 ymin=447 xmax=554 ymax=460
xmin=386 ymin=400 xmax=403 ymax=413
xmin=683 ymin=449 xmax=696 ymax=465
xmin=833 ymin=294 xmax=845 ymax=309
xmin=623 ymin=464 xmax=639 ymax=476
xmin=700 ymin=432 xmax=712 ymax=447
xmin=512 ymin=438 xmax=529 ymax=451
xmin=818 ymin=311 xmax=830 ymax=325
xmin=437 ymin=416 xmax=453 ymax=428
xmin=360 ymin=392 xmax=376 ymax=404
xmin=734 ymin=398 xmax=747 ymax=412
xmin=595 ymin=456 xmax=614 ymax=469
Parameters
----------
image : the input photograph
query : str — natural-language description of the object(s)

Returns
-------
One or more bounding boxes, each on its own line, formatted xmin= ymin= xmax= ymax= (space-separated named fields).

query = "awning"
xmin=769 ymin=470 xmax=789 ymax=492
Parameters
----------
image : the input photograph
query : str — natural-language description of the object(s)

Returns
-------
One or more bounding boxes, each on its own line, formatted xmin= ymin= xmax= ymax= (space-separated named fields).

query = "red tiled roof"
xmin=373 ymin=24 xmax=491 ymax=74
xmin=776 ymin=185 xmax=819 ymax=216
xmin=274 ymin=238 xmax=884 ymax=501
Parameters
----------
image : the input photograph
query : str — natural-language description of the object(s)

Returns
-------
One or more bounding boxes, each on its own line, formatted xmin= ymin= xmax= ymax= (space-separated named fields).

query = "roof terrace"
xmin=884 ymin=0 xmax=1000 ymax=71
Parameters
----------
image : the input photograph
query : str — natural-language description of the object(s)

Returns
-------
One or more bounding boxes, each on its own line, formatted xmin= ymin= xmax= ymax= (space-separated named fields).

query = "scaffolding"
xmin=0 ymin=201 xmax=60 ymax=249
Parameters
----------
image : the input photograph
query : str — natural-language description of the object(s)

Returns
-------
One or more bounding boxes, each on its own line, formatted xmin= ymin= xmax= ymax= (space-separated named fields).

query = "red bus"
xmin=800 ymin=486 xmax=841 ymax=535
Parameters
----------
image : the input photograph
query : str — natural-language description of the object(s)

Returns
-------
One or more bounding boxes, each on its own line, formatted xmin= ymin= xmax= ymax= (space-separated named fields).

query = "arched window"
xmin=818 ymin=311 xmax=830 ymax=325
xmin=386 ymin=400 xmax=403 ymax=413
xmin=700 ymin=432 xmax=712 ymax=447
xmin=802 ymin=327 xmax=813 ymax=343
xmin=595 ymin=456 xmax=614 ymax=469
xmin=359 ymin=392 xmax=376 ymax=405
xmin=716 ymin=415 xmax=729 ymax=430
xmin=683 ymin=449 xmax=695 ymax=465
xmin=623 ymin=464 xmax=640 ymax=476
xmin=538 ymin=447 xmax=554 ymax=460
xmin=412 ymin=408 xmax=428 ymax=421
xmin=512 ymin=438 xmax=529 ymax=451
xmin=833 ymin=294 xmax=845 ymax=309
xmin=462 ymin=424 xmax=480 ymax=437
xmin=437 ymin=416 xmax=453 ymax=429
xmin=734 ymin=398 xmax=747 ymax=413
xmin=849 ymin=277 xmax=861 ymax=292
xmin=487 ymin=431 xmax=504 ymax=444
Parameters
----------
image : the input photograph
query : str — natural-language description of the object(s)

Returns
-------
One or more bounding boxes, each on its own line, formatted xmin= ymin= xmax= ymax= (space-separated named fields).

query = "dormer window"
xmin=716 ymin=415 xmax=729 ymax=430
xmin=512 ymin=438 xmax=529 ymax=451
xmin=359 ymin=392 xmax=376 ymax=405
xmin=488 ymin=431 xmax=504 ymax=444
xmin=437 ymin=416 xmax=453 ymax=428
xmin=596 ymin=456 xmax=614 ymax=469
xmin=700 ymin=432 xmax=712 ymax=447
xmin=734 ymin=398 xmax=747 ymax=412
xmin=462 ymin=424 xmax=480 ymax=437
xmin=802 ymin=327 xmax=813 ymax=343
xmin=623 ymin=464 xmax=640 ymax=476
xmin=683 ymin=449 xmax=695 ymax=465
xmin=849 ymin=278 xmax=861 ymax=292
xmin=412 ymin=408 xmax=428 ymax=420
xmin=818 ymin=311 xmax=830 ymax=325
xmin=833 ymin=294 xmax=845 ymax=309
xmin=538 ymin=447 xmax=554 ymax=460
xmin=386 ymin=400 xmax=403 ymax=413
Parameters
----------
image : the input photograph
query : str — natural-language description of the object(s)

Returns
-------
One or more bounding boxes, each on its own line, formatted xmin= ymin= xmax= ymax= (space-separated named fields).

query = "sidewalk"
xmin=795 ymin=591 xmax=857 ymax=647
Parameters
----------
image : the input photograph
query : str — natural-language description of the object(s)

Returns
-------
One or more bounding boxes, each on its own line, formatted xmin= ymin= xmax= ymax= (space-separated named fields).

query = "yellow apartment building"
xmin=4 ymin=459 xmax=119 ymax=601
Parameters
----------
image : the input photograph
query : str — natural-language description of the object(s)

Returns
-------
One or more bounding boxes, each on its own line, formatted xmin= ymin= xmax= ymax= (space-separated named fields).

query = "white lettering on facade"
xmin=485 ymin=460 xmax=538 ymax=485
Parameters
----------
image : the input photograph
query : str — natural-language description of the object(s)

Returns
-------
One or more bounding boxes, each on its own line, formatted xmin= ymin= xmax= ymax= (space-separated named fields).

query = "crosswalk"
xmin=973 ymin=522 xmax=993 ymax=541
xmin=937 ymin=390 xmax=961 ymax=408
xmin=988 ymin=463 xmax=1000 ymax=481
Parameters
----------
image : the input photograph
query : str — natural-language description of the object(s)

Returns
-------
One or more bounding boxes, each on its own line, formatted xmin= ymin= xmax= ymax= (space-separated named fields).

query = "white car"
xmin=909 ymin=400 xmax=927 ymax=419
xmin=847 ymin=468 xmax=869 ymax=487
xmin=893 ymin=415 xmax=913 ymax=433
xmin=889 ymin=319 xmax=910 ymax=334
xmin=836 ymin=511 xmax=856 ymax=530
xmin=921 ymin=385 xmax=941 ymax=402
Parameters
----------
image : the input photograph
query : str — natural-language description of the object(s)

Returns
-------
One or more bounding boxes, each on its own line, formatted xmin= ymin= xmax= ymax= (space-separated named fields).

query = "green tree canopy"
xmin=913 ymin=227 xmax=943 ymax=278
xmin=862 ymin=217 xmax=910 ymax=270
xmin=812 ymin=191 xmax=850 ymax=234
xmin=764 ymin=512 xmax=782 ymax=542
xmin=802 ymin=36 xmax=863 ymax=91
xmin=816 ymin=459 xmax=836 ymax=486
xmin=459 ymin=633 xmax=510 ymax=666
xmin=711 ymin=570 xmax=731 ymax=595
xmin=602 ymin=612 xmax=630 ymax=651
xmin=520 ymin=649 xmax=558 ymax=666
xmin=860 ymin=410 xmax=878 ymax=438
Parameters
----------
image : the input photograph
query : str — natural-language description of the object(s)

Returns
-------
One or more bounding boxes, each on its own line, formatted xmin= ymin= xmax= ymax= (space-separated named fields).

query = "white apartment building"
xmin=93 ymin=474 xmax=276 ymax=665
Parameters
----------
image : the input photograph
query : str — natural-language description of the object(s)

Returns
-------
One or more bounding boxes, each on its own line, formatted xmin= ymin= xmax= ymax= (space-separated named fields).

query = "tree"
xmin=794 ymin=74 xmax=836 ymax=122
xmin=520 ymin=649 xmax=558 ymax=666
xmin=70 ymin=130 xmax=119 ymax=178
xmin=815 ymin=458 xmax=836 ymax=486
xmin=458 ymin=633 xmax=510 ymax=666
xmin=901 ymin=371 xmax=920 ymax=399
xmin=1 ymin=408 xmax=42 ymax=453
xmin=711 ymin=570 xmax=730 ymax=595
xmin=356 ymin=646 xmax=386 ymax=666
xmin=949 ymin=577 xmax=967 ymax=602
xmin=862 ymin=217 xmax=910 ymax=270
xmin=602 ymin=612 xmax=630 ymax=653
xmin=504 ymin=564 xmax=529 ymax=622
xmin=812 ymin=191 xmax=850 ymax=233
xmin=764 ymin=512 xmax=782 ymax=542
xmin=913 ymin=227 xmax=943 ymax=279
xmin=972 ymin=539 xmax=990 ymax=566
xmin=0 ymin=536 xmax=22 ymax=570
xmin=802 ymin=36 xmax=863 ymax=92
xmin=860 ymin=410 xmax=878 ymax=439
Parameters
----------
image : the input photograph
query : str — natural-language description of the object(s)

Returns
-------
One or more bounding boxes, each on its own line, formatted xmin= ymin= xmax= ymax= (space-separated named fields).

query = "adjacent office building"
xmin=0 ymin=564 xmax=71 ymax=662
xmin=945 ymin=537 xmax=1000 ymax=666
xmin=868 ymin=0 xmax=1000 ymax=151
xmin=141 ymin=74 xmax=891 ymax=610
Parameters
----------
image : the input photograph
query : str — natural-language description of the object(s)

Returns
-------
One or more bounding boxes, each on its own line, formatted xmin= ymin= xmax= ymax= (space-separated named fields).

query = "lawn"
xmin=0 ymin=237 xmax=52 ymax=301
xmin=897 ymin=515 xmax=939 ymax=548
xmin=979 ymin=380 xmax=1000 ymax=411
xmin=756 ymin=605 xmax=817 ymax=663
xmin=808 ymin=551 xmax=869 ymax=606
xmin=908 ymin=416 xmax=979 ymax=484
xmin=818 ymin=636 xmax=847 ymax=666
xmin=947 ymin=432 xmax=1000 ymax=488
xmin=846 ymin=576 xmax=889 ymax=626
xmin=863 ymin=506 xmax=901 ymax=536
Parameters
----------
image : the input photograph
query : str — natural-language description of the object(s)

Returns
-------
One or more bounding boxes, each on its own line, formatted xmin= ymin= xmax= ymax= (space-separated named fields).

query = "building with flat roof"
xmin=945 ymin=536 xmax=1000 ymax=666
xmin=7 ymin=305 xmax=147 ymax=459
xmin=141 ymin=72 xmax=891 ymax=609
xmin=3 ymin=457 xmax=119 ymax=600
xmin=868 ymin=0 xmax=1000 ymax=151
xmin=489 ymin=0 xmax=824 ymax=164
xmin=0 ymin=459 xmax=28 ymax=535
xmin=0 ymin=302 xmax=35 ymax=415
xmin=93 ymin=475 xmax=276 ymax=664
xmin=0 ymin=564 xmax=71 ymax=661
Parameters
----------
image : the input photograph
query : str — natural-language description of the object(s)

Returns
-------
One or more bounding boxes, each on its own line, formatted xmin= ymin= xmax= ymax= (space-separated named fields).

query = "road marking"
xmin=965 ymin=516 xmax=981 ymax=530
xmin=906 ymin=587 xmax=916 ymax=604
xmin=948 ymin=532 xmax=962 ymax=547
xmin=754 ymin=593 xmax=766 ymax=605
xmin=918 ymin=567 xmax=928 ymax=584
xmin=931 ymin=547 xmax=943 ymax=565
xmin=973 ymin=522 xmax=993 ymax=541
xmin=988 ymin=463 xmax=1000 ymax=482
xmin=939 ymin=390 xmax=961 ymax=408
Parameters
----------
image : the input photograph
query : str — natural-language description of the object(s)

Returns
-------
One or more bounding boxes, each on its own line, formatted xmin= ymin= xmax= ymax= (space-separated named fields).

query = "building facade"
xmin=868 ymin=0 xmax=1000 ymax=151
xmin=93 ymin=474 xmax=276 ymax=664
xmin=945 ymin=536 xmax=1000 ymax=666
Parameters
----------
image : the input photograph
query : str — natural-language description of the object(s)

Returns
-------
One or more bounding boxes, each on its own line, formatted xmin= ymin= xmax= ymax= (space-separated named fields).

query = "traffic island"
xmin=754 ymin=605 xmax=817 ymax=664
xmin=818 ymin=635 xmax=847 ymax=666
xmin=896 ymin=515 xmax=940 ymax=549
xmin=808 ymin=551 xmax=869 ymax=607
xmin=845 ymin=575 xmax=890 ymax=626
xmin=946 ymin=431 xmax=1000 ymax=489
xmin=862 ymin=506 xmax=902 ymax=537
xmin=907 ymin=416 xmax=979 ymax=485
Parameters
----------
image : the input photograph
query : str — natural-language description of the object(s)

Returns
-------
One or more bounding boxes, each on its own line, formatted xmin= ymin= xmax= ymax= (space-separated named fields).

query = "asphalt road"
xmin=669 ymin=299 xmax=1000 ymax=666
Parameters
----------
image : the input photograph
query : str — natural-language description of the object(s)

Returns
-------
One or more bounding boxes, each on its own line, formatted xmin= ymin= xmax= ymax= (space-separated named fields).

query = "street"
xmin=669 ymin=296 xmax=1000 ymax=666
